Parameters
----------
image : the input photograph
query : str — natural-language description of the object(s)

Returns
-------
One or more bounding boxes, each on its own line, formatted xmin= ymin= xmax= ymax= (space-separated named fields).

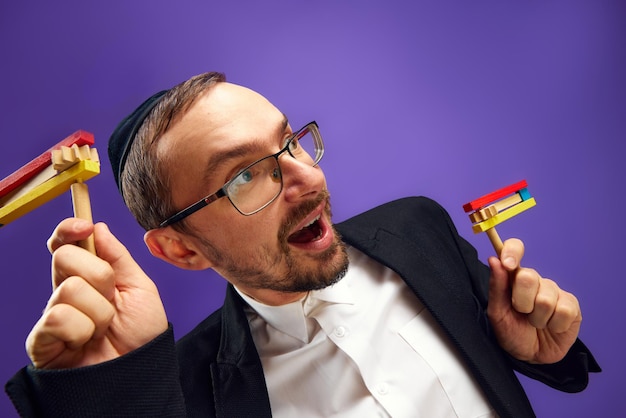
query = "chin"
xmin=286 ymin=239 xmax=349 ymax=292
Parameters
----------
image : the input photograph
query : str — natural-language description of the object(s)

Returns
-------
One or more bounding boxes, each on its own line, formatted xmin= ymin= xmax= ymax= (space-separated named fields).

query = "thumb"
xmin=487 ymin=256 xmax=513 ymax=319
xmin=93 ymin=222 xmax=151 ymax=288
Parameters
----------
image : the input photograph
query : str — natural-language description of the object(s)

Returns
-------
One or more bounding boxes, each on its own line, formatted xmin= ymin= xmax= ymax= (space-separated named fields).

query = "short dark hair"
xmin=120 ymin=71 xmax=226 ymax=231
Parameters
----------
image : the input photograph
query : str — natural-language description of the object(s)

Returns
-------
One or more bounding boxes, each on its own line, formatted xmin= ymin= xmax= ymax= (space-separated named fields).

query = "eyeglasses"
xmin=159 ymin=121 xmax=324 ymax=228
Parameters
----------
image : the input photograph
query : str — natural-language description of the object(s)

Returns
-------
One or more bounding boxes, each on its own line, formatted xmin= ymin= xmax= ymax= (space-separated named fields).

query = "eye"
xmin=288 ymin=138 xmax=300 ymax=152
xmin=228 ymin=167 xmax=255 ymax=197
xmin=271 ymin=167 xmax=281 ymax=183
xmin=230 ymin=166 xmax=257 ymax=190
xmin=240 ymin=169 xmax=254 ymax=183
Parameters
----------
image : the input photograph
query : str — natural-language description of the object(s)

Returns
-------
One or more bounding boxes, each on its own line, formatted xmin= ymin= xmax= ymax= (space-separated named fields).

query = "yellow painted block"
xmin=472 ymin=198 xmax=536 ymax=233
xmin=0 ymin=160 xmax=100 ymax=227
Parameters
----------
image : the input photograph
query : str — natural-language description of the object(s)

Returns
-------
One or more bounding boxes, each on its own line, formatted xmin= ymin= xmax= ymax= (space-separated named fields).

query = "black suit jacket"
xmin=6 ymin=197 xmax=600 ymax=417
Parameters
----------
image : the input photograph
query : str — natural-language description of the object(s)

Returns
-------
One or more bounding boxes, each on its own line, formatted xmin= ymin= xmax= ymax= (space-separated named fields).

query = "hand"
xmin=486 ymin=239 xmax=582 ymax=364
xmin=26 ymin=218 xmax=168 ymax=369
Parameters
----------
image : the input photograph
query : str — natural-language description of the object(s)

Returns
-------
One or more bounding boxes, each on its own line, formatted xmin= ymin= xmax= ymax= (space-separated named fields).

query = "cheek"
xmin=213 ymin=212 xmax=282 ymax=249
xmin=185 ymin=198 xmax=285 ymax=249
xmin=246 ymin=213 xmax=281 ymax=239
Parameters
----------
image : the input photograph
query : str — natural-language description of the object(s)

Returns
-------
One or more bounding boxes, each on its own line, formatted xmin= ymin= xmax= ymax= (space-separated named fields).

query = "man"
xmin=6 ymin=72 xmax=600 ymax=417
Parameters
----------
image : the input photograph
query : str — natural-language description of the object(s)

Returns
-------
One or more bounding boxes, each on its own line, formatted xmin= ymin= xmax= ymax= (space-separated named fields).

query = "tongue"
xmin=288 ymin=221 xmax=321 ymax=244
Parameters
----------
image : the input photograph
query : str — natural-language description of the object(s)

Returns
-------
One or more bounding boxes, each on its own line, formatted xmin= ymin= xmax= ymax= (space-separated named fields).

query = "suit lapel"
xmin=211 ymin=285 xmax=272 ymax=418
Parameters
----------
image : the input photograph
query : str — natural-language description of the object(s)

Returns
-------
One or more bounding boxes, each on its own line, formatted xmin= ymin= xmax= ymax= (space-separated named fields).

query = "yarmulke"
xmin=108 ymin=90 xmax=168 ymax=196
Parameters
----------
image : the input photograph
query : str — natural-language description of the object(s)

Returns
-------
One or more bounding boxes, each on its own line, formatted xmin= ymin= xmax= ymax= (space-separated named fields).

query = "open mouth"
xmin=287 ymin=215 xmax=323 ymax=244
xmin=281 ymin=194 xmax=335 ymax=252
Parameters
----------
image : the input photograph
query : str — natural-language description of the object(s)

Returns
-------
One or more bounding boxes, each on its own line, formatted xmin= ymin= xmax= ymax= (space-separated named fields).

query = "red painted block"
xmin=462 ymin=179 xmax=528 ymax=212
xmin=0 ymin=131 xmax=94 ymax=199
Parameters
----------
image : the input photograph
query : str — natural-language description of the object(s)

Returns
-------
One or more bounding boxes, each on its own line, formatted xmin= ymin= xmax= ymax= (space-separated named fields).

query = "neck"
xmin=236 ymin=285 xmax=307 ymax=306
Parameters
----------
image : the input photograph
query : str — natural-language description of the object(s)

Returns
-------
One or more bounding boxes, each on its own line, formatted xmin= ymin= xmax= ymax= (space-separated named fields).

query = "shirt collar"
xmin=235 ymin=288 xmax=309 ymax=342
xmin=309 ymin=271 xmax=355 ymax=305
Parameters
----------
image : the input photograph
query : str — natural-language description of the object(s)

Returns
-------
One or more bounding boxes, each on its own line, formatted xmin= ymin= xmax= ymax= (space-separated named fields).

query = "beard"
xmin=191 ymin=190 xmax=349 ymax=294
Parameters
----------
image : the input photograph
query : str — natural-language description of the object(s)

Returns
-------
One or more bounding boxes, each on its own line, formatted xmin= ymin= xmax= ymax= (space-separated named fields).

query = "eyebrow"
xmin=201 ymin=115 xmax=289 ymax=188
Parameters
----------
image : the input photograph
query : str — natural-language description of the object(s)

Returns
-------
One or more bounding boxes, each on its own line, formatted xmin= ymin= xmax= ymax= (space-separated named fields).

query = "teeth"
xmin=302 ymin=215 xmax=320 ymax=229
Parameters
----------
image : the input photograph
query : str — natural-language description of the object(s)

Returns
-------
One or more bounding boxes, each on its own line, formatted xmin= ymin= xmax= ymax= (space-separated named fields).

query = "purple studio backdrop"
xmin=1 ymin=1 xmax=624 ymax=416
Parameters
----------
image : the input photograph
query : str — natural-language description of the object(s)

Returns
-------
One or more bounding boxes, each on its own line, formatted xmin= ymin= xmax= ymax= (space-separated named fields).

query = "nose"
xmin=278 ymin=154 xmax=326 ymax=203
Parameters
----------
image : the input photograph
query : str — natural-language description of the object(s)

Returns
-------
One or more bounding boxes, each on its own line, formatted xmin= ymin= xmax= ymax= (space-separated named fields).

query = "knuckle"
xmin=555 ymin=294 xmax=580 ymax=319
xmin=44 ymin=303 xmax=74 ymax=326
xmin=515 ymin=268 xmax=539 ymax=289
xmin=533 ymin=292 xmax=554 ymax=311
xmin=57 ymin=275 xmax=87 ymax=296
xmin=93 ymin=263 xmax=115 ymax=283
xmin=50 ymin=245 xmax=65 ymax=261
xmin=512 ymin=296 xmax=533 ymax=314
xmin=51 ymin=244 xmax=75 ymax=266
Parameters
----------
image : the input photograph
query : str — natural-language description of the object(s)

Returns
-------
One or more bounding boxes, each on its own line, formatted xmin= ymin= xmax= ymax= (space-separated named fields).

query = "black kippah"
xmin=107 ymin=90 xmax=168 ymax=197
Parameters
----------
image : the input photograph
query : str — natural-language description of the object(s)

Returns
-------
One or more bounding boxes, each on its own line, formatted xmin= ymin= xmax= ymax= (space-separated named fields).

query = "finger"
xmin=51 ymin=244 xmax=115 ymax=300
xmin=47 ymin=218 xmax=95 ymax=254
xmin=26 ymin=303 xmax=96 ymax=367
xmin=547 ymin=289 xmax=582 ymax=334
xmin=92 ymin=223 xmax=156 ymax=289
xmin=511 ymin=267 xmax=541 ymax=314
xmin=526 ymin=278 xmax=560 ymax=329
xmin=500 ymin=238 xmax=525 ymax=271
xmin=46 ymin=276 xmax=116 ymax=339
xmin=487 ymin=256 xmax=512 ymax=319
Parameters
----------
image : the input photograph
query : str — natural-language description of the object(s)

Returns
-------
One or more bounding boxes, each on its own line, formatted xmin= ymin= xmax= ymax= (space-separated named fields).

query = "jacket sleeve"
xmin=5 ymin=325 xmax=186 ymax=418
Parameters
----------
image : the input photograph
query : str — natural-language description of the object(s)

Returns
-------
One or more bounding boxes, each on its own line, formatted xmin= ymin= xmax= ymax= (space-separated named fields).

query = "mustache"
xmin=278 ymin=189 xmax=331 ymax=242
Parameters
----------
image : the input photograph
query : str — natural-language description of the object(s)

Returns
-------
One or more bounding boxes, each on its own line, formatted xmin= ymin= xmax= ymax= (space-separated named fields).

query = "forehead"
xmin=158 ymin=82 xmax=286 ymax=201
xmin=182 ymin=82 xmax=282 ymax=132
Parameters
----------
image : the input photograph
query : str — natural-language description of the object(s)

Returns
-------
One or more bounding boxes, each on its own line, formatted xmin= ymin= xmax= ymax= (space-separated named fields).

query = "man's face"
xmin=157 ymin=82 xmax=348 ymax=305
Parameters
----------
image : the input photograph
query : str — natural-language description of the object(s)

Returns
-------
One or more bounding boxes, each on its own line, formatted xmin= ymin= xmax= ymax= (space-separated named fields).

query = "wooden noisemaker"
xmin=462 ymin=180 xmax=536 ymax=256
xmin=0 ymin=131 xmax=100 ymax=253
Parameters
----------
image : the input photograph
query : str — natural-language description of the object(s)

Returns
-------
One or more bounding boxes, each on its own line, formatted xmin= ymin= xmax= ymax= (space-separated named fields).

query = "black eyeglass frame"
xmin=159 ymin=121 xmax=323 ymax=228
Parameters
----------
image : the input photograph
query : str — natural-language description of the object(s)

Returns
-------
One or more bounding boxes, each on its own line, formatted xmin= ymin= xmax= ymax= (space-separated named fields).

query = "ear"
xmin=144 ymin=228 xmax=213 ymax=271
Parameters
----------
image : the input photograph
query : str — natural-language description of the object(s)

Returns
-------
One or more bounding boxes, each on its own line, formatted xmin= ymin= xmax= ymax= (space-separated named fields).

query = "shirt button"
xmin=377 ymin=382 xmax=389 ymax=395
xmin=334 ymin=326 xmax=347 ymax=337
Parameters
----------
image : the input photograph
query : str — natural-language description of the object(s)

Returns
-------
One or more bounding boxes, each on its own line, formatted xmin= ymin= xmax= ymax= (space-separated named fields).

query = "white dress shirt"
xmin=236 ymin=247 xmax=497 ymax=417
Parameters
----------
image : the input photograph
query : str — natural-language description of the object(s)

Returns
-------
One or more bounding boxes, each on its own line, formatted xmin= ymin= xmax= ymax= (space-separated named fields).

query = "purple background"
xmin=1 ymin=1 xmax=623 ymax=416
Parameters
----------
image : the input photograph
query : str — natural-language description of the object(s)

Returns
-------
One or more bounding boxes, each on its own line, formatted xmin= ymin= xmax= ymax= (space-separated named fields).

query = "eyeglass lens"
xmin=227 ymin=125 xmax=322 ymax=215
